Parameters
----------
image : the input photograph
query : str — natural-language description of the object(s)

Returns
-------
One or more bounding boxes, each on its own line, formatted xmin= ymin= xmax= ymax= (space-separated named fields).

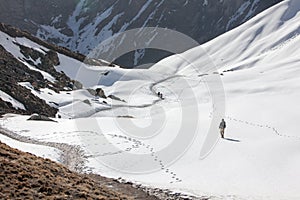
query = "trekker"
xmin=219 ymin=119 xmax=226 ymax=138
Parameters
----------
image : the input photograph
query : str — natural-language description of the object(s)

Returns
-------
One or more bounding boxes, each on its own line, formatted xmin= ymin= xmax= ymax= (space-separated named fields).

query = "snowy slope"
xmin=0 ymin=0 xmax=282 ymax=67
xmin=1 ymin=0 xmax=300 ymax=199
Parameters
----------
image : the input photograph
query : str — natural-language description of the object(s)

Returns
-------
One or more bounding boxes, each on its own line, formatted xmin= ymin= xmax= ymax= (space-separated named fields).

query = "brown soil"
xmin=0 ymin=141 xmax=160 ymax=199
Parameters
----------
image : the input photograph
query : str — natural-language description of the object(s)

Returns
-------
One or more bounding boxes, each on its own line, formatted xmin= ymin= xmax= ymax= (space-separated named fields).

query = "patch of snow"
xmin=0 ymin=31 xmax=55 ymax=82
xmin=243 ymin=0 xmax=260 ymax=21
xmin=0 ymin=134 xmax=61 ymax=162
xmin=51 ymin=14 xmax=62 ymax=25
xmin=20 ymin=60 xmax=56 ymax=82
xmin=226 ymin=1 xmax=251 ymax=30
xmin=37 ymin=24 xmax=70 ymax=45
xmin=0 ymin=90 xmax=25 ymax=110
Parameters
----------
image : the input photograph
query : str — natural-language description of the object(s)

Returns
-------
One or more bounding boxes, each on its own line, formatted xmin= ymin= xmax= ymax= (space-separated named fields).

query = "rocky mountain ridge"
xmin=0 ymin=0 xmax=283 ymax=67
xmin=0 ymin=23 xmax=83 ymax=117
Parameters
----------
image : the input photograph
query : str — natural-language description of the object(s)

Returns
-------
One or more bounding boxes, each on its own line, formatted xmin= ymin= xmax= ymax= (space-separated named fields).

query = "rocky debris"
xmin=83 ymin=99 xmax=91 ymax=105
xmin=72 ymin=80 xmax=83 ymax=90
xmin=87 ymin=88 xmax=97 ymax=96
xmin=88 ymin=174 xmax=159 ymax=200
xmin=17 ymin=43 xmax=73 ymax=93
xmin=0 ymin=98 xmax=26 ymax=116
xmin=96 ymin=88 xmax=107 ymax=99
xmin=87 ymin=88 xmax=107 ymax=98
xmin=115 ymin=178 xmax=208 ymax=200
xmin=117 ymin=115 xmax=134 ymax=118
xmin=84 ymin=57 xmax=115 ymax=67
xmin=0 ymin=22 xmax=92 ymax=117
xmin=0 ymin=45 xmax=58 ymax=117
xmin=108 ymin=94 xmax=126 ymax=102
xmin=27 ymin=114 xmax=56 ymax=122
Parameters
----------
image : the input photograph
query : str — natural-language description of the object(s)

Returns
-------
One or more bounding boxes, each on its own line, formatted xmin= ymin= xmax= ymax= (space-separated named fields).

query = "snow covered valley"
xmin=1 ymin=0 xmax=300 ymax=199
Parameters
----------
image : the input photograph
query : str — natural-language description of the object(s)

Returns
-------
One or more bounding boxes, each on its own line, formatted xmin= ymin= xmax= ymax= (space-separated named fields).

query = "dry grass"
xmin=0 ymin=141 xmax=131 ymax=199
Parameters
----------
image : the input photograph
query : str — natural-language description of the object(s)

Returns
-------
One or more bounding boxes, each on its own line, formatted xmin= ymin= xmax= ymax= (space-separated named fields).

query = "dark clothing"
xmin=219 ymin=121 xmax=226 ymax=129
xmin=219 ymin=120 xmax=226 ymax=138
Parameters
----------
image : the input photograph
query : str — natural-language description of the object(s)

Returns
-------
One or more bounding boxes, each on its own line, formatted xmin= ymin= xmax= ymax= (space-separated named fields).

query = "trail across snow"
xmin=1 ymin=0 xmax=300 ymax=199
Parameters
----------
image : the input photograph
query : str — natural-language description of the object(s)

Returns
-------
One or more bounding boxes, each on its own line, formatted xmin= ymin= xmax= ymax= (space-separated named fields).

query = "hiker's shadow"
xmin=224 ymin=138 xmax=241 ymax=142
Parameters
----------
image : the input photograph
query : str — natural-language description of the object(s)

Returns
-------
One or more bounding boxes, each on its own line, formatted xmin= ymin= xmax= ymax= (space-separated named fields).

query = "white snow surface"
xmin=1 ymin=0 xmax=300 ymax=199
xmin=0 ymin=133 xmax=61 ymax=162
xmin=0 ymin=90 xmax=25 ymax=110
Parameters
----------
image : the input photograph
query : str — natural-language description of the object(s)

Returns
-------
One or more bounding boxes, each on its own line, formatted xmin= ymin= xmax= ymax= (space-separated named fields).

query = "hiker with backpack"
xmin=219 ymin=119 xmax=226 ymax=138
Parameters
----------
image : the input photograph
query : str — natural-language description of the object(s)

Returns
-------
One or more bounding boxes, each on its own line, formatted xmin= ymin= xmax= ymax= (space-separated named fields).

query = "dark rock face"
xmin=0 ymin=23 xmax=87 ymax=117
xmin=0 ymin=45 xmax=58 ymax=117
xmin=0 ymin=0 xmax=283 ymax=68
xmin=95 ymin=88 xmax=106 ymax=99
xmin=0 ymin=23 xmax=86 ymax=63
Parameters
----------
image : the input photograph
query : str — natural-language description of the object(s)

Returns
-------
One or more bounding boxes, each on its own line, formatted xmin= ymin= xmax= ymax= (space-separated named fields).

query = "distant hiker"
xmin=219 ymin=119 xmax=226 ymax=138
xmin=160 ymin=93 xmax=163 ymax=99
xmin=157 ymin=92 xmax=163 ymax=99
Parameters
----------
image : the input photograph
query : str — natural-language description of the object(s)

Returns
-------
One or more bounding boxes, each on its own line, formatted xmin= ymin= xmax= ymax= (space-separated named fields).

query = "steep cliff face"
xmin=0 ymin=0 xmax=282 ymax=67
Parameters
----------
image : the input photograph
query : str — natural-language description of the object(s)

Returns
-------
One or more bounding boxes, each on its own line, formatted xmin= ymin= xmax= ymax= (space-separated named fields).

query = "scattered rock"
xmin=72 ymin=80 xmax=83 ymax=90
xmin=27 ymin=114 xmax=56 ymax=122
xmin=95 ymin=88 xmax=106 ymax=99
xmin=83 ymin=99 xmax=91 ymax=105
xmin=102 ymin=71 xmax=110 ymax=75
xmin=108 ymin=94 xmax=126 ymax=102
xmin=117 ymin=115 xmax=134 ymax=118
xmin=86 ymin=88 xmax=96 ymax=96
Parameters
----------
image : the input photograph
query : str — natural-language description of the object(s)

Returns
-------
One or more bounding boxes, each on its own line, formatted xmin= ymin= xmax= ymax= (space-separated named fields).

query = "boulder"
xmin=95 ymin=88 xmax=106 ymax=99
xmin=27 ymin=114 xmax=56 ymax=122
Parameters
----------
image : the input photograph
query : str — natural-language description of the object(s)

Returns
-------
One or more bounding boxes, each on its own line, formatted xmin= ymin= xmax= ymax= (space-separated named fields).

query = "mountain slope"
xmin=0 ymin=23 xmax=83 ymax=117
xmin=0 ymin=140 xmax=154 ymax=199
xmin=0 ymin=0 xmax=282 ymax=67
xmin=1 ymin=0 xmax=300 ymax=199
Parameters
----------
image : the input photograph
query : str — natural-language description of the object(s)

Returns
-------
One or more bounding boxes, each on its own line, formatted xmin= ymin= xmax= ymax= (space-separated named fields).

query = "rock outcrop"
xmin=0 ymin=45 xmax=58 ymax=117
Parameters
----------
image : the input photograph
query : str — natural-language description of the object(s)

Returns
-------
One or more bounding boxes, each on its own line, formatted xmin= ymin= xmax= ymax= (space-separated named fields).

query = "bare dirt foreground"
xmin=0 ymin=127 xmax=203 ymax=199
xmin=0 ymin=140 xmax=161 ymax=199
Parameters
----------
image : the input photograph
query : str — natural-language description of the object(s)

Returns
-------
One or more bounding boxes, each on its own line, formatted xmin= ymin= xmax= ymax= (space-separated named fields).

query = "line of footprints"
xmin=209 ymin=106 xmax=299 ymax=140
xmin=226 ymin=116 xmax=300 ymax=140
xmin=109 ymin=134 xmax=182 ymax=184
